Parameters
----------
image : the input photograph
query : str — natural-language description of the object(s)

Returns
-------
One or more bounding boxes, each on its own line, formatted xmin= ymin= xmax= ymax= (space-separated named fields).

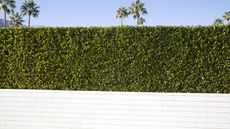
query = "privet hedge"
xmin=0 ymin=26 xmax=229 ymax=93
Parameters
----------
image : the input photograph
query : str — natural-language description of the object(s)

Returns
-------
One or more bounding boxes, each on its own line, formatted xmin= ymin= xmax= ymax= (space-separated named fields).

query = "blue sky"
xmin=1 ymin=0 xmax=230 ymax=27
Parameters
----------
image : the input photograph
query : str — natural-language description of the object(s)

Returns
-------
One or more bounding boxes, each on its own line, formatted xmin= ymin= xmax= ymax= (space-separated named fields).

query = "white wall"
xmin=0 ymin=89 xmax=229 ymax=129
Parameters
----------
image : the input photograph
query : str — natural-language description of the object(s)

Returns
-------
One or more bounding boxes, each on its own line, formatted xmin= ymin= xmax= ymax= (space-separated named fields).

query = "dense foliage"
xmin=0 ymin=26 xmax=229 ymax=93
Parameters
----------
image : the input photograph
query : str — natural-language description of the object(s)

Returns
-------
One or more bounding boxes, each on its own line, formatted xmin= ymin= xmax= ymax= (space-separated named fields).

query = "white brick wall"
xmin=0 ymin=89 xmax=229 ymax=129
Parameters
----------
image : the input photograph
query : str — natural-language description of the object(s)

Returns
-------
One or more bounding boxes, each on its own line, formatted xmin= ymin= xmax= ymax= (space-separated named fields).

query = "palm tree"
xmin=116 ymin=6 xmax=129 ymax=26
xmin=129 ymin=0 xmax=147 ymax=26
xmin=0 ymin=0 xmax=16 ymax=28
xmin=21 ymin=0 xmax=40 ymax=28
xmin=223 ymin=11 xmax=230 ymax=24
xmin=10 ymin=12 xmax=24 ymax=28
xmin=137 ymin=17 xmax=145 ymax=26
xmin=213 ymin=18 xmax=223 ymax=25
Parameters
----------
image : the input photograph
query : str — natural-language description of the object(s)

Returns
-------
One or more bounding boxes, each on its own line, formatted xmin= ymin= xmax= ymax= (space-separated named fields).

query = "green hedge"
xmin=0 ymin=26 xmax=229 ymax=93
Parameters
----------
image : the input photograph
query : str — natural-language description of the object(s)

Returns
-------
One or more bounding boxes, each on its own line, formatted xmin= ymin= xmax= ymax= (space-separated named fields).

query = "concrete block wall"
xmin=0 ymin=89 xmax=229 ymax=129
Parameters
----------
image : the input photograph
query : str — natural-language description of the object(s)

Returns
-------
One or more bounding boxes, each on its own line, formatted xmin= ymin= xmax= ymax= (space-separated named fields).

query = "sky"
xmin=0 ymin=0 xmax=230 ymax=27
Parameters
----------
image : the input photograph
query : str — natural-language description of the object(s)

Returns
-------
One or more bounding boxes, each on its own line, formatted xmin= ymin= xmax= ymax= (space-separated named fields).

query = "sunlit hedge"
xmin=0 ymin=26 xmax=229 ymax=93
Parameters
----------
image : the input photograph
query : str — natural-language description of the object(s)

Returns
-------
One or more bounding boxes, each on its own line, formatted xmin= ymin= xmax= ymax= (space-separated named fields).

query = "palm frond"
xmin=129 ymin=0 xmax=147 ymax=21
xmin=0 ymin=0 xmax=15 ymax=13
xmin=10 ymin=11 xmax=24 ymax=27
xmin=137 ymin=17 xmax=145 ymax=25
xmin=116 ymin=6 xmax=128 ymax=19
xmin=21 ymin=0 xmax=40 ymax=17
xmin=223 ymin=11 xmax=230 ymax=22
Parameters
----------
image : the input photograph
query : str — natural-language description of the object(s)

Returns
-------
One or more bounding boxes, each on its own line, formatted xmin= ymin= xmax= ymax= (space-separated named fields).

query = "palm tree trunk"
xmin=121 ymin=19 xmax=123 ymax=26
xmin=28 ymin=15 xmax=31 ymax=28
xmin=136 ymin=17 xmax=139 ymax=26
xmin=4 ymin=11 xmax=7 ymax=28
